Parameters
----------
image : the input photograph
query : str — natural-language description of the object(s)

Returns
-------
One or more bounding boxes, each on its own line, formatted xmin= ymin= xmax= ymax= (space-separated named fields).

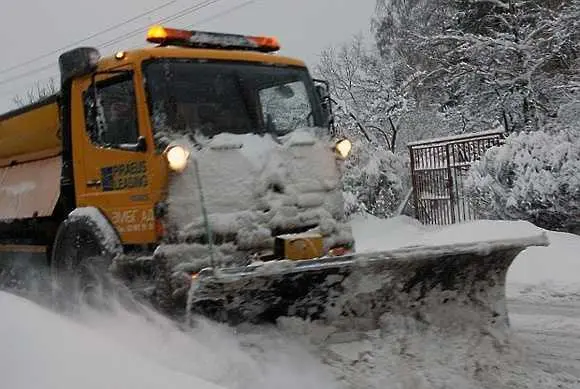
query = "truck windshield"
xmin=142 ymin=59 xmax=324 ymax=145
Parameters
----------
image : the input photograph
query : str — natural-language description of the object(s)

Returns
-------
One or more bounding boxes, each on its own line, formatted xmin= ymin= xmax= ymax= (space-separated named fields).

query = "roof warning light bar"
xmin=146 ymin=25 xmax=281 ymax=53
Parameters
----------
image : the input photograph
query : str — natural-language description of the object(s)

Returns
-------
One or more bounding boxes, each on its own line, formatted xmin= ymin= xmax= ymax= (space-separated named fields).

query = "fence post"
xmin=408 ymin=145 xmax=420 ymax=222
xmin=445 ymin=143 xmax=456 ymax=224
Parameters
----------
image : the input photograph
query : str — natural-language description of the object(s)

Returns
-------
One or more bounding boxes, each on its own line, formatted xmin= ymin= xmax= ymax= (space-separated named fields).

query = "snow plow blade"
xmin=177 ymin=234 xmax=549 ymax=332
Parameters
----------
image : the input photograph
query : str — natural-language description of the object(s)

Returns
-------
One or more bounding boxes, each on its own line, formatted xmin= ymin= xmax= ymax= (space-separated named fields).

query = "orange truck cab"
xmin=0 ymin=26 xmax=354 ymax=304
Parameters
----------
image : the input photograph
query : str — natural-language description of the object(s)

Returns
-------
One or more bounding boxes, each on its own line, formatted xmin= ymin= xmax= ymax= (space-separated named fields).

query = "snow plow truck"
xmin=0 ymin=25 xmax=548 ymax=332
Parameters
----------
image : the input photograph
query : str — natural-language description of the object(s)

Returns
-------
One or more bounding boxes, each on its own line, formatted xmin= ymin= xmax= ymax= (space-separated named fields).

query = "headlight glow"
xmin=166 ymin=145 xmax=190 ymax=172
xmin=335 ymin=139 xmax=352 ymax=159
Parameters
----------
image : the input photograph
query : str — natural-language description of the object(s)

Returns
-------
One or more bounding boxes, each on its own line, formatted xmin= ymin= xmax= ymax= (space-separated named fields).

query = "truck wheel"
xmin=50 ymin=209 xmax=122 ymax=311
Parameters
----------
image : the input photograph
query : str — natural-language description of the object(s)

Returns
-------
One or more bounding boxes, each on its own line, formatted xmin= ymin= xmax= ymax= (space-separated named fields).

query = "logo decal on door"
xmin=101 ymin=161 xmax=148 ymax=192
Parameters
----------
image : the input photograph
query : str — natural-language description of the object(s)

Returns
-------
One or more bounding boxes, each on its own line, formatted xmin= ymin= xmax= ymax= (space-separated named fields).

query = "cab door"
xmin=71 ymin=70 xmax=156 ymax=245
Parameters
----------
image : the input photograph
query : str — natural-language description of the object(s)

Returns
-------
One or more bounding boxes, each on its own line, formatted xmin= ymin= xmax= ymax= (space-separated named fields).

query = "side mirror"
xmin=313 ymin=80 xmax=334 ymax=131
xmin=315 ymin=84 xmax=329 ymax=101
xmin=59 ymin=47 xmax=100 ymax=84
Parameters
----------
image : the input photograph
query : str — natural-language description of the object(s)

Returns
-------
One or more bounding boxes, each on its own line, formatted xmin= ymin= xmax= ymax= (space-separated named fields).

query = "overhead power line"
xmin=96 ymin=0 xmax=222 ymax=50
xmin=0 ymin=63 xmax=55 ymax=87
xmin=105 ymin=0 xmax=258 ymax=50
xmin=0 ymin=0 xmax=221 ymax=87
xmin=192 ymin=0 xmax=255 ymax=27
xmin=0 ymin=0 xmax=177 ymax=76
xmin=0 ymin=0 xmax=258 ymax=89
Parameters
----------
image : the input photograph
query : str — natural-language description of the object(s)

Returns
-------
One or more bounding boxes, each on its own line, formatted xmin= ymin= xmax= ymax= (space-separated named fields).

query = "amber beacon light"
xmin=146 ymin=25 xmax=281 ymax=53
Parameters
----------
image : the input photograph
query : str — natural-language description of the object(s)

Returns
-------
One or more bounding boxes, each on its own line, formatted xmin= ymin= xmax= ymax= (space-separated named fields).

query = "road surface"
xmin=508 ymin=298 xmax=580 ymax=386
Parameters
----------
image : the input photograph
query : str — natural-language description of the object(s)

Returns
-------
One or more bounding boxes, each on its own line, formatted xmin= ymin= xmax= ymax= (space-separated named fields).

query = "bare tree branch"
xmin=12 ymin=78 xmax=57 ymax=108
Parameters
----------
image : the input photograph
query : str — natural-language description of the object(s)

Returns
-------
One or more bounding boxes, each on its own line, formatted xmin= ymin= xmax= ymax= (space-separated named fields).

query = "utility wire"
xmin=0 ymin=0 xmax=177 ymax=76
xmin=97 ymin=0 xmax=222 ymax=50
xmin=0 ymin=63 xmax=55 ymax=87
xmin=192 ymin=0 xmax=255 ymax=27
xmin=0 ymin=0 xmax=257 ymax=88
xmin=0 ymin=0 xmax=225 ymax=87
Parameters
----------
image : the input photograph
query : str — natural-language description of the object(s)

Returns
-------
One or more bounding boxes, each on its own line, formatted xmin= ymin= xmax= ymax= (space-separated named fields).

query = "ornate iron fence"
xmin=408 ymin=130 xmax=506 ymax=225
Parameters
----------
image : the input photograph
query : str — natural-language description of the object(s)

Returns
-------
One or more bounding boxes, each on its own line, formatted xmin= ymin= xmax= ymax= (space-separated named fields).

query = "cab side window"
xmin=84 ymin=74 xmax=140 ymax=148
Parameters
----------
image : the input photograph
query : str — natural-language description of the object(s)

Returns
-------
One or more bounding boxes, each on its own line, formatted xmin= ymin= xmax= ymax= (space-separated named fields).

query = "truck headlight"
xmin=335 ymin=139 xmax=352 ymax=159
xmin=166 ymin=145 xmax=190 ymax=172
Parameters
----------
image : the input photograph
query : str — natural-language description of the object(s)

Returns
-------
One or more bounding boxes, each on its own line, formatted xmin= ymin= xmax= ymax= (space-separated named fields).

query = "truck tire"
xmin=50 ymin=208 xmax=123 ymax=311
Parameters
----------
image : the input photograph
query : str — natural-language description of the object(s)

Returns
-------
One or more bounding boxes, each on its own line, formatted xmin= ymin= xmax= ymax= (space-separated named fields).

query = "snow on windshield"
xmin=259 ymin=81 xmax=315 ymax=135
xmin=143 ymin=60 xmax=324 ymax=149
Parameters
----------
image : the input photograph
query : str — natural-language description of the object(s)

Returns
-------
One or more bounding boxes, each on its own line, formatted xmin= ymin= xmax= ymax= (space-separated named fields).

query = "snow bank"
xmin=351 ymin=213 xmax=547 ymax=250
xmin=3 ymin=214 xmax=579 ymax=389
xmin=3 ymin=287 xmax=570 ymax=389
xmin=0 ymin=291 xmax=339 ymax=389
xmin=507 ymin=230 xmax=580 ymax=285
xmin=506 ymin=230 xmax=580 ymax=302
xmin=350 ymin=213 xmax=580 ymax=302
xmin=350 ymin=213 xmax=428 ymax=250
xmin=0 ymin=292 xmax=226 ymax=389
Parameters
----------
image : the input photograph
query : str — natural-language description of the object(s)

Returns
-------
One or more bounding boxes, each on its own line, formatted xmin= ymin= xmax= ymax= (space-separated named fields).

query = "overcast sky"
xmin=0 ymin=0 xmax=375 ymax=113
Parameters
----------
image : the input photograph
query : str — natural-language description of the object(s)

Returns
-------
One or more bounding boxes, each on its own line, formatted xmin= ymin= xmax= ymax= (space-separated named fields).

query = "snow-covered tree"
xmin=341 ymin=139 xmax=409 ymax=218
xmin=372 ymin=0 xmax=580 ymax=133
xmin=315 ymin=35 xmax=417 ymax=217
xmin=464 ymin=129 xmax=580 ymax=233
xmin=316 ymin=34 xmax=414 ymax=152
xmin=316 ymin=34 xmax=465 ymax=218
xmin=320 ymin=1 xmax=579 ymax=223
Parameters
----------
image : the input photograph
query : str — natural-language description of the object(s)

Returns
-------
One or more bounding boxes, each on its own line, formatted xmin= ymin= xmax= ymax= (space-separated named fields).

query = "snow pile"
xmin=351 ymin=213 xmax=580 ymax=303
xmin=506 ymin=230 xmax=580 ymax=303
xmin=310 ymin=322 xmax=577 ymax=389
xmin=0 ymin=292 xmax=226 ymax=389
xmin=2 ymin=214 xmax=580 ymax=389
xmin=351 ymin=213 xmax=550 ymax=255
xmin=0 ymin=291 xmax=339 ymax=389
xmin=350 ymin=213 xmax=431 ymax=250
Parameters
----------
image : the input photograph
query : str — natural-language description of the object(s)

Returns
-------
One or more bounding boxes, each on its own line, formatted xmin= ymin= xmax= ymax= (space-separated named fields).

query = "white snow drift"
xmin=1 ymin=214 xmax=579 ymax=389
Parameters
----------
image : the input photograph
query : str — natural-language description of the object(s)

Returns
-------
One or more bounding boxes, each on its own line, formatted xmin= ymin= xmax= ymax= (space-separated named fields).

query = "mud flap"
xmin=185 ymin=233 xmax=549 ymax=333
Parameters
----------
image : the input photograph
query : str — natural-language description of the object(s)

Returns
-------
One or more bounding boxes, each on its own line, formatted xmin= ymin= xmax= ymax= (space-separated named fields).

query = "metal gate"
xmin=408 ymin=130 xmax=505 ymax=225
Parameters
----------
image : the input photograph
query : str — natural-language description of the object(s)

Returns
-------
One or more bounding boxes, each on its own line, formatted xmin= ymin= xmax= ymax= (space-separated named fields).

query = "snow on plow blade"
xmin=184 ymin=233 xmax=549 ymax=333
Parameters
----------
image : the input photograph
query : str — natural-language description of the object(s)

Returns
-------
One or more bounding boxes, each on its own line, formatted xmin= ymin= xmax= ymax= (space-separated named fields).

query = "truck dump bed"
xmin=0 ymin=95 xmax=61 ymax=167
xmin=0 ymin=96 xmax=62 ymax=221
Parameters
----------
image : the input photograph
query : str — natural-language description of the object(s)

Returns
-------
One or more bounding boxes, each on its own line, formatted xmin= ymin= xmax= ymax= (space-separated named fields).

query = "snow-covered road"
xmin=1 ymin=214 xmax=579 ymax=389
xmin=311 ymin=296 xmax=580 ymax=389
xmin=509 ymin=299 xmax=580 ymax=383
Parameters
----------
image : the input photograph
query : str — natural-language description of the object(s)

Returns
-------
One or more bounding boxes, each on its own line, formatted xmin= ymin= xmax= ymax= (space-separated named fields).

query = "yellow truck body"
xmin=0 ymin=45 xmax=308 ymax=248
